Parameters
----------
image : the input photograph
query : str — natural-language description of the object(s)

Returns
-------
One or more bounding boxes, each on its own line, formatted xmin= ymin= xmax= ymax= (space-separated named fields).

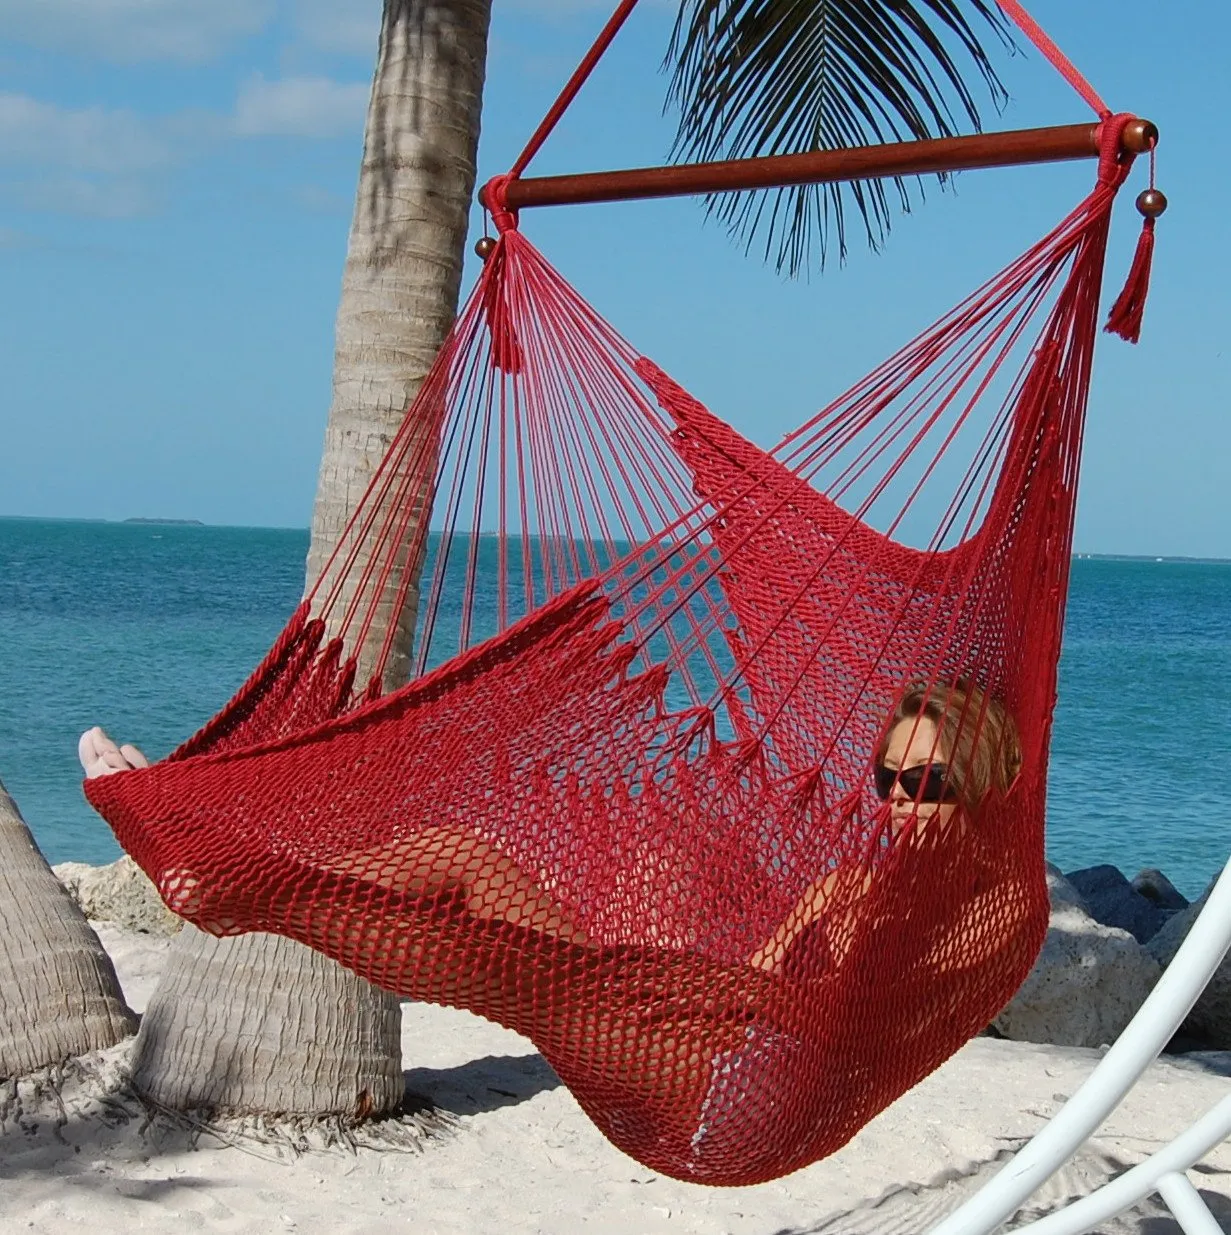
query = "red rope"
xmin=996 ymin=0 xmax=1110 ymax=118
xmin=505 ymin=0 xmax=1111 ymax=191
xmin=507 ymin=0 xmax=642 ymax=181
xmin=93 ymin=155 xmax=1125 ymax=1185
xmin=1096 ymin=112 xmax=1158 ymax=344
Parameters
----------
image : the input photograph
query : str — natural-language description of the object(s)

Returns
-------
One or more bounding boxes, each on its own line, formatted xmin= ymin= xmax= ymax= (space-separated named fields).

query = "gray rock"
xmin=53 ymin=856 xmax=182 ymax=936
xmin=1064 ymin=863 xmax=1171 ymax=944
xmin=1045 ymin=861 xmax=1090 ymax=914
xmin=994 ymin=868 xmax=1161 ymax=1049
xmin=1146 ymin=881 xmax=1231 ymax=1048
xmin=1132 ymin=868 xmax=1190 ymax=914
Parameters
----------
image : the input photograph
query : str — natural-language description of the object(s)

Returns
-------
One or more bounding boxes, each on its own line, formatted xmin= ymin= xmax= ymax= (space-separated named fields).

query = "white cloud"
xmin=0 ymin=0 xmax=275 ymax=62
xmin=0 ymin=93 xmax=179 ymax=217
xmin=0 ymin=93 xmax=172 ymax=172
xmin=290 ymin=0 xmax=380 ymax=57
xmin=6 ymin=175 xmax=157 ymax=217
xmin=234 ymin=74 xmax=369 ymax=139
xmin=0 ymin=72 xmax=371 ymax=223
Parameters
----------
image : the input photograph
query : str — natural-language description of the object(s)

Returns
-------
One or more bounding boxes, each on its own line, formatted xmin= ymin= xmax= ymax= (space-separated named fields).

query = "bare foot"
xmin=78 ymin=726 xmax=149 ymax=779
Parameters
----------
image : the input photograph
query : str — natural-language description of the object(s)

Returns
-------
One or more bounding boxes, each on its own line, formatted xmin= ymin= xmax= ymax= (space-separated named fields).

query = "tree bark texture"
xmin=131 ymin=0 xmax=493 ymax=1116
xmin=307 ymin=0 xmax=493 ymax=690
xmin=0 ymin=782 xmax=137 ymax=1079
xmin=130 ymin=926 xmax=403 ymax=1115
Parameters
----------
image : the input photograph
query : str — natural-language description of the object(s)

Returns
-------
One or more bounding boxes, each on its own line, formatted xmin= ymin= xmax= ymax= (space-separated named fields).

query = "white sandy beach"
xmin=2 ymin=922 xmax=1230 ymax=1235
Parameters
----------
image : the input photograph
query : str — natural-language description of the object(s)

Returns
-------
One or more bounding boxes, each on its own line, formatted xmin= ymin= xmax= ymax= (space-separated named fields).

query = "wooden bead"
xmin=1136 ymin=188 xmax=1168 ymax=219
xmin=474 ymin=235 xmax=498 ymax=260
xmin=1121 ymin=119 xmax=1159 ymax=155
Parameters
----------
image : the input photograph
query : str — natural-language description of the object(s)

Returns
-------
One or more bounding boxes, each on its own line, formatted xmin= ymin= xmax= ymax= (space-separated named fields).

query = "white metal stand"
xmin=929 ymin=856 xmax=1231 ymax=1235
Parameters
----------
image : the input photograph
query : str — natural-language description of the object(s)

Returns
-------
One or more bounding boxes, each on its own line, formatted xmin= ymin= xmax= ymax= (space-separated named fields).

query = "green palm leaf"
xmin=665 ymin=0 xmax=1013 ymax=274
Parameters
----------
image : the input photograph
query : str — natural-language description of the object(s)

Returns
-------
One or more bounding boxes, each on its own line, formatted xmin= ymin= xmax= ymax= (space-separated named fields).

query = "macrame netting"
xmin=86 ymin=94 xmax=1147 ymax=1183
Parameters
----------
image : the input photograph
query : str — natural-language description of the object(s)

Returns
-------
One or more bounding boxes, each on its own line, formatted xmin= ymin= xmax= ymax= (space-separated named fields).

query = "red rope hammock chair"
xmin=86 ymin=1 xmax=1164 ymax=1187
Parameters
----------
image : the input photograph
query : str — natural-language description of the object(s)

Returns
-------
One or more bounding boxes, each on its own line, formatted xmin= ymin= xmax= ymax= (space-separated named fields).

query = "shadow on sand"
xmin=783 ymin=1143 xmax=1231 ymax=1235
xmin=403 ymin=1051 xmax=561 ymax=1117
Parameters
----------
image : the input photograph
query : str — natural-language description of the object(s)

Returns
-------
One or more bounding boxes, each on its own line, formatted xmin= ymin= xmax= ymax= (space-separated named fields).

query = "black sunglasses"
xmin=873 ymin=762 xmax=956 ymax=804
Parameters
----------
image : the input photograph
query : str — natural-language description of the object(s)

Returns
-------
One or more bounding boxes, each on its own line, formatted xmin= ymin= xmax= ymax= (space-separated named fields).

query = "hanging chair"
xmin=85 ymin=1 xmax=1164 ymax=1187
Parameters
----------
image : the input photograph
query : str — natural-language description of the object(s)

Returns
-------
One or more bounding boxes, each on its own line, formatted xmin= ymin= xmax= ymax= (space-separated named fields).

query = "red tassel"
xmin=481 ymin=241 xmax=524 ymax=375
xmin=1104 ymin=217 xmax=1155 ymax=344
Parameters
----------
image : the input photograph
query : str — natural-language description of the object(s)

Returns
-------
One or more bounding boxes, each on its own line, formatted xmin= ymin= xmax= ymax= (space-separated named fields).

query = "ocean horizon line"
xmin=3 ymin=514 xmax=1229 ymax=565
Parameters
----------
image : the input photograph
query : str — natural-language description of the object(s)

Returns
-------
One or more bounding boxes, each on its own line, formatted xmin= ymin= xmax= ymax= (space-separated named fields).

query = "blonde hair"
xmin=876 ymin=679 xmax=1021 ymax=813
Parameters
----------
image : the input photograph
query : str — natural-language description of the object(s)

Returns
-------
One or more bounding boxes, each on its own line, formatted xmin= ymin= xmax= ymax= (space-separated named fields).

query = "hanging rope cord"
xmin=85 ymin=0 xmax=1172 ymax=1191
xmin=298 ymin=0 xmax=1158 ymax=707
xmin=487 ymin=0 xmax=1119 ymax=206
xmin=510 ymin=0 xmax=642 ymax=180
xmin=453 ymin=1 xmax=1147 ymax=730
xmin=999 ymin=0 xmax=1164 ymax=347
xmin=996 ymin=0 xmax=1110 ymax=119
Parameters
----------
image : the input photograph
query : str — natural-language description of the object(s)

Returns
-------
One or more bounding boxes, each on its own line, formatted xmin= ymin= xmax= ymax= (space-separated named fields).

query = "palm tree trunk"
xmin=130 ymin=927 xmax=404 ymax=1114
xmin=130 ymin=0 xmax=492 ymax=1116
xmin=0 ymin=782 xmax=136 ymax=1077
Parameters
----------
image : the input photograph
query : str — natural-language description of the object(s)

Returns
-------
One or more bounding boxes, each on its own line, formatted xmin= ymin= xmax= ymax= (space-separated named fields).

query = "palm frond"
xmin=665 ymin=0 xmax=1014 ymax=275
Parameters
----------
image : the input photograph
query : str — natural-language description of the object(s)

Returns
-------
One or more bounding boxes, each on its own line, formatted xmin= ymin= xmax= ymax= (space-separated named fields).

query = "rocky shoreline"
xmin=52 ymin=856 xmax=182 ymax=937
xmin=994 ymin=864 xmax=1220 ymax=1051
xmin=51 ymin=856 xmax=1227 ymax=1053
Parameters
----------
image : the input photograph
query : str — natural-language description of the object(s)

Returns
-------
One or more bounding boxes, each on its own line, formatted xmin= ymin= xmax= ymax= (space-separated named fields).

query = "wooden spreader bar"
xmin=480 ymin=119 xmax=1158 ymax=214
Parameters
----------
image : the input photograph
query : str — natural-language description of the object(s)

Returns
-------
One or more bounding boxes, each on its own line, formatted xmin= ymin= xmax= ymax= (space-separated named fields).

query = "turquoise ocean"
xmin=1 ymin=517 xmax=1228 ymax=899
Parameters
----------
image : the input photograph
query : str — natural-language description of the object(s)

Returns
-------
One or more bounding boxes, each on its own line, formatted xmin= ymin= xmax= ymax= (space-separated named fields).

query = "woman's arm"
xmin=747 ymin=869 xmax=841 ymax=971
xmin=747 ymin=864 xmax=875 ymax=973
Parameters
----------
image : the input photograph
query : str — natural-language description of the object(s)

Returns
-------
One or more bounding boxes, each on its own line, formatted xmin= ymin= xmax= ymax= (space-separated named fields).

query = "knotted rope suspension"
xmin=479 ymin=0 xmax=1162 ymax=341
xmin=87 ymin=0 xmax=1165 ymax=1187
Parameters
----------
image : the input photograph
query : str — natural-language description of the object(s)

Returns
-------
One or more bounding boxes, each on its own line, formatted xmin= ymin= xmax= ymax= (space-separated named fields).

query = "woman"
xmin=684 ymin=679 xmax=1022 ymax=1173
xmin=747 ymin=677 xmax=1022 ymax=971
xmin=79 ymin=680 xmax=1022 ymax=1177
xmin=79 ymin=677 xmax=1021 ymax=967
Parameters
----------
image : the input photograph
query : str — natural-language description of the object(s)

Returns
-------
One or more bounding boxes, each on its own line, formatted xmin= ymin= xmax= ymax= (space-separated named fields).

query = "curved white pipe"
xmin=1010 ymin=1098 xmax=1231 ymax=1234
xmin=929 ymin=855 xmax=1231 ymax=1235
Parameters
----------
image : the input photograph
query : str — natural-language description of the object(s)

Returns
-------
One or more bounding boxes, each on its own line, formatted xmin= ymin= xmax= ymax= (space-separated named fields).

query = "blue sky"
xmin=0 ymin=0 xmax=1227 ymax=557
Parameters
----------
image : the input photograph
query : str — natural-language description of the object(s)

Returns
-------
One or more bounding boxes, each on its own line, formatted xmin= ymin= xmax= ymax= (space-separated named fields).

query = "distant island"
xmin=1073 ymin=552 xmax=1231 ymax=565
xmin=122 ymin=517 xmax=205 ymax=526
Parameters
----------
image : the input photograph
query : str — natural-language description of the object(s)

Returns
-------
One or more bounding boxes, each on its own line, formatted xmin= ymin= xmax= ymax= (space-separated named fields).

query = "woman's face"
xmin=881 ymin=714 xmax=957 ymax=835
